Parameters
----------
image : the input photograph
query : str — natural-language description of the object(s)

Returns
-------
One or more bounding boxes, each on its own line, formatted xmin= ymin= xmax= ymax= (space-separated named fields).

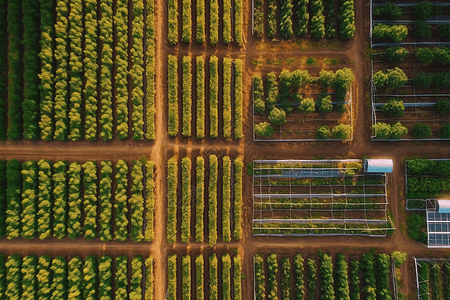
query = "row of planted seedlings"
xmin=167 ymin=155 xmax=243 ymax=246
xmin=253 ymin=0 xmax=355 ymax=40
xmin=168 ymin=0 xmax=243 ymax=45
xmin=252 ymin=67 xmax=354 ymax=141
xmin=254 ymin=250 xmax=406 ymax=300
xmin=0 ymin=254 xmax=154 ymax=300
xmin=3 ymin=0 xmax=155 ymax=141
xmin=416 ymin=259 xmax=450 ymax=300
xmin=405 ymin=158 xmax=450 ymax=245
xmin=168 ymin=55 xmax=243 ymax=140
xmin=0 ymin=157 xmax=155 ymax=242
xmin=167 ymin=249 xmax=242 ymax=300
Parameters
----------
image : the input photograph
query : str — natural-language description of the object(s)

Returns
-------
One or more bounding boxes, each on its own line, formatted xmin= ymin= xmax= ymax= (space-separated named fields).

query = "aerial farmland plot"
xmin=1 ymin=0 xmax=450 ymax=299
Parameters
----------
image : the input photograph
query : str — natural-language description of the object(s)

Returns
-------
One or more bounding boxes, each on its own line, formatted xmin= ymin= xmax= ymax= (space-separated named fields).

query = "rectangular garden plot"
xmin=414 ymin=257 xmax=450 ymax=300
xmin=252 ymin=68 xmax=354 ymax=141
xmin=370 ymin=1 xmax=450 ymax=140
xmin=252 ymin=159 xmax=394 ymax=236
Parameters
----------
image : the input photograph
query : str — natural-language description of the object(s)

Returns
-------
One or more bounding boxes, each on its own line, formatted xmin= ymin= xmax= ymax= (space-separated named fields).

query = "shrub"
xmin=182 ymin=56 xmax=192 ymax=137
xmin=266 ymin=72 xmax=279 ymax=111
xmin=67 ymin=162 xmax=82 ymax=239
xmin=268 ymin=107 xmax=287 ymax=125
xmin=130 ymin=160 xmax=144 ymax=242
xmin=208 ymin=155 xmax=218 ymax=247
xmin=434 ymin=98 xmax=450 ymax=114
xmin=373 ymin=68 xmax=408 ymax=90
xmin=299 ymin=98 xmax=315 ymax=113
xmin=167 ymin=158 xmax=177 ymax=243
xmin=255 ymin=122 xmax=274 ymax=138
xmin=372 ymin=24 xmax=408 ymax=42
xmin=416 ymin=47 xmax=434 ymax=63
xmin=235 ymin=59 xmax=243 ymax=139
xmin=222 ymin=157 xmax=231 ymax=242
xmin=223 ymin=58 xmax=232 ymax=138
xmin=182 ymin=256 xmax=191 ymax=300
xmin=196 ymin=56 xmax=205 ymax=139
xmin=381 ymin=98 xmax=404 ymax=117
xmin=168 ymin=55 xmax=178 ymax=137
xmin=182 ymin=0 xmax=191 ymax=43
xmin=223 ymin=0 xmax=232 ymax=43
xmin=99 ymin=161 xmax=113 ymax=241
xmin=255 ymin=254 xmax=266 ymax=300
xmin=210 ymin=0 xmax=219 ymax=45
xmin=384 ymin=46 xmax=409 ymax=62
xmin=114 ymin=160 xmax=128 ymax=241
xmin=373 ymin=3 xmax=402 ymax=20
xmin=318 ymin=95 xmax=333 ymax=113
xmin=434 ymin=47 xmax=450 ymax=65
xmin=307 ymin=258 xmax=317 ymax=300
xmin=317 ymin=125 xmax=331 ymax=139
xmin=235 ymin=0 xmax=243 ymax=44
xmin=439 ymin=24 xmax=450 ymax=38
xmin=234 ymin=158 xmax=243 ymax=240
xmin=296 ymin=0 xmax=309 ymax=37
xmin=196 ymin=157 xmax=205 ymax=242
xmin=412 ymin=123 xmax=432 ymax=138
xmin=209 ymin=254 xmax=218 ymax=300
xmin=196 ymin=0 xmax=205 ymax=43
xmin=181 ymin=157 xmax=191 ymax=243
xmin=167 ymin=255 xmax=177 ymax=300
xmin=168 ymin=0 xmax=178 ymax=44
xmin=439 ymin=123 xmax=450 ymax=138
xmin=332 ymin=124 xmax=351 ymax=139
xmin=209 ymin=56 xmax=219 ymax=138
xmin=414 ymin=1 xmax=433 ymax=20
xmin=253 ymin=75 xmax=265 ymax=114
xmin=373 ymin=122 xmax=407 ymax=139
xmin=324 ymin=0 xmax=336 ymax=38
xmin=414 ymin=72 xmax=434 ymax=88
xmin=339 ymin=0 xmax=355 ymax=39
xmin=415 ymin=20 xmax=431 ymax=39
xmin=131 ymin=0 xmax=144 ymax=140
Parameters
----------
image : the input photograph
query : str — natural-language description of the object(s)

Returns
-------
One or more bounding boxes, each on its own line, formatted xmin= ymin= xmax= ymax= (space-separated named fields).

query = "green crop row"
xmin=324 ymin=0 xmax=336 ymax=38
xmin=268 ymin=253 xmax=279 ymax=299
xmin=361 ymin=253 xmax=376 ymax=300
xmin=196 ymin=157 xmax=205 ymax=242
xmin=235 ymin=60 xmax=243 ymax=139
xmin=222 ymin=157 xmax=231 ymax=242
xmin=196 ymin=0 xmax=205 ymax=43
xmin=349 ymin=259 xmax=360 ymax=300
xmin=281 ymin=257 xmax=291 ymax=300
xmin=196 ymin=57 xmax=205 ymax=139
xmin=320 ymin=252 xmax=335 ymax=299
xmin=182 ymin=157 xmax=191 ymax=243
xmin=254 ymin=0 xmax=264 ymax=37
xmin=67 ymin=162 xmax=82 ymax=239
xmin=182 ymin=0 xmax=192 ymax=43
xmin=294 ymin=254 xmax=305 ymax=299
xmin=37 ymin=160 xmax=52 ymax=239
xmin=99 ymin=161 xmax=113 ymax=241
xmin=167 ymin=158 xmax=178 ymax=243
xmin=268 ymin=0 xmax=278 ymax=38
xmin=0 ymin=1 xmax=7 ymax=140
xmin=145 ymin=161 xmax=156 ymax=242
xmin=223 ymin=58 xmax=232 ymax=138
xmin=281 ymin=0 xmax=294 ymax=38
xmin=222 ymin=254 xmax=231 ymax=299
xmin=210 ymin=56 xmax=219 ymax=138
xmin=168 ymin=254 xmax=177 ymax=300
xmin=209 ymin=155 xmax=218 ymax=247
xmin=168 ymin=0 xmax=178 ymax=45
xmin=145 ymin=256 xmax=155 ymax=299
xmin=339 ymin=0 xmax=355 ymax=39
xmin=146 ymin=0 xmax=156 ymax=140
xmin=168 ymin=55 xmax=178 ymax=137
xmin=336 ymin=253 xmax=350 ymax=299
xmin=235 ymin=0 xmax=243 ymax=45
xmin=255 ymin=254 xmax=266 ymax=300
xmin=130 ymin=160 xmax=144 ymax=241
xmin=131 ymin=256 xmax=143 ymax=299
xmin=114 ymin=160 xmax=128 ymax=241
xmin=183 ymin=56 xmax=192 ymax=137
xmin=83 ymin=161 xmax=98 ymax=241
xmin=21 ymin=161 xmax=37 ymax=239
xmin=296 ymin=0 xmax=309 ymax=37
xmin=210 ymin=254 xmax=218 ymax=299
xmin=223 ymin=0 xmax=232 ymax=43
xmin=115 ymin=256 xmax=128 ymax=299
xmin=376 ymin=254 xmax=392 ymax=300
xmin=196 ymin=255 xmax=204 ymax=300
xmin=210 ymin=0 xmax=219 ymax=45
xmin=182 ymin=256 xmax=191 ymax=300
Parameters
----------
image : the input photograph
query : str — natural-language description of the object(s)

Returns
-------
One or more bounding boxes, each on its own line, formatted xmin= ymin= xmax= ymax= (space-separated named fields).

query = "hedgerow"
xmin=281 ymin=0 xmax=294 ymax=38
xmin=145 ymin=161 xmax=156 ymax=242
xmin=130 ymin=256 xmax=143 ymax=299
xmin=235 ymin=0 xmax=243 ymax=45
xmin=196 ymin=255 xmax=204 ymax=300
xmin=223 ymin=58 xmax=232 ymax=138
xmin=115 ymin=256 xmax=128 ymax=300
xmin=210 ymin=0 xmax=219 ymax=45
xmin=324 ymin=0 xmax=335 ymax=38
xmin=67 ymin=162 xmax=82 ymax=239
xmin=196 ymin=56 xmax=205 ymax=139
xmin=168 ymin=0 xmax=178 ymax=45
xmin=235 ymin=60 xmax=243 ymax=139
xmin=83 ymin=161 xmax=98 ymax=241
xmin=307 ymin=258 xmax=317 ymax=300
xmin=114 ymin=160 xmax=128 ymax=241
xmin=181 ymin=157 xmax=191 ymax=243
xmin=168 ymin=55 xmax=178 ymax=137
xmin=52 ymin=160 xmax=68 ymax=239
xmin=296 ymin=0 xmax=309 ymax=37
xmin=209 ymin=155 xmax=218 ymax=247
xmin=234 ymin=255 xmax=242 ymax=300
xmin=209 ymin=254 xmax=218 ymax=300
xmin=196 ymin=0 xmax=205 ymax=43
xmin=145 ymin=256 xmax=154 ymax=299
xmin=99 ymin=256 xmax=112 ymax=300
xmin=268 ymin=0 xmax=277 ymax=38
xmin=294 ymin=254 xmax=305 ymax=299
xmin=99 ymin=161 xmax=113 ymax=241
xmin=182 ymin=56 xmax=192 ymax=137
xmin=196 ymin=157 xmax=205 ymax=242
xmin=223 ymin=0 xmax=232 ymax=43
xmin=222 ymin=157 xmax=231 ymax=242
xmin=372 ymin=24 xmax=408 ymax=42
xmin=182 ymin=0 xmax=192 ymax=43
xmin=182 ymin=256 xmax=191 ymax=300
xmin=268 ymin=253 xmax=278 ymax=299
xmin=21 ymin=161 xmax=37 ymax=239
xmin=255 ymin=254 xmax=266 ymax=300
xmin=209 ymin=56 xmax=219 ymax=138
xmin=222 ymin=254 xmax=231 ymax=300
xmin=146 ymin=0 xmax=156 ymax=140
xmin=37 ymin=160 xmax=51 ymax=239
xmin=130 ymin=160 xmax=144 ymax=241
xmin=0 ymin=161 xmax=5 ymax=237
xmin=167 ymin=158 xmax=177 ymax=243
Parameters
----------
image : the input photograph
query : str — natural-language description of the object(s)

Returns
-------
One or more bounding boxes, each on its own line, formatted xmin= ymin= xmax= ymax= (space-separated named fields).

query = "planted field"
xmin=253 ymin=67 xmax=354 ymax=141
xmin=0 ymin=158 xmax=155 ymax=241
xmin=167 ymin=56 xmax=243 ymax=140
xmin=370 ymin=2 xmax=450 ymax=140
xmin=168 ymin=0 xmax=243 ymax=45
xmin=166 ymin=155 xmax=243 ymax=246
xmin=2 ymin=0 xmax=155 ymax=141
xmin=0 ymin=254 xmax=154 ymax=300
xmin=253 ymin=0 xmax=355 ymax=40
xmin=415 ymin=258 xmax=450 ymax=300
xmin=254 ymin=251 xmax=403 ymax=300
xmin=166 ymin=251 xmax=242 ymax=300
xmin=252 ymin=159 xmax=393 ymax=236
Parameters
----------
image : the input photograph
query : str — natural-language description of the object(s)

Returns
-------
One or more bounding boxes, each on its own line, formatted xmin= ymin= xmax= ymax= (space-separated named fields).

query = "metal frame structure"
xmin=252 ymin=159 xmax=394 ymax=236
xmin=414 ymin=257 xmax=450 ymax=300
xmin=370 ymin=0 xmax=450 ymax=141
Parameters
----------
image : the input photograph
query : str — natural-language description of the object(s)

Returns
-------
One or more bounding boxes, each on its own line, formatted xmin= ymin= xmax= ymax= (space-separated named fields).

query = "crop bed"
xmin=370 ymin=1 xmax=450 ymax=140
xmin=415 ymin=258 xmax=450 ymax=300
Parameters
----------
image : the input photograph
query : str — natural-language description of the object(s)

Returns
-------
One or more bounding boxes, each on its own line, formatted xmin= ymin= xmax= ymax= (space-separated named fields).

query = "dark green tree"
xmin=414 ymin=72 xmax=433 ymax=88
xmin=415 ymin=20 xmax=431 ymax=39
xmin=414 ymin=1 xmax=433 ymax=20
xmin=332 ymin=124 xmax=351 ymax=139
xmin=416 ymin=47 xmax=434 ymax=63
xmin=381 ymin=98 xmax=404 ymax=117
xmin=384 ymin=46 xmax=409 ymax=62
xmin=255 ymin=122 xmax=274 ymax=138
xmin=412 ymin=123 xmax=432 ymax=138
xmin=439 ymin=123 xmax=450 ymax=138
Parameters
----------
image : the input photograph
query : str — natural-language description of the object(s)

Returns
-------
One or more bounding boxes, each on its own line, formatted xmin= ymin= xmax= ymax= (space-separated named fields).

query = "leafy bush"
xmin=167 ymin=158 xmax=177 ymax=243
xmin=168 ymin=0 xmax=178 ymax=44
xmin=255 ymin=254 xmax=266 ymax=300
xmin=167 ymin=255 xmax=177 ymax=300
xmin=196 ymin=0 xmax=205 ymax=43
xmin=317 ymin=125 xmax=331 ymax=139
xmin=181 ymin=157 xmax=191 ymax=243
xmin=373 ymin=122 xmax=407 ymax=139
xmin=414 ymin=72 xmax=434 ymax=88
xmin=412 ymin=123 xmax=432 ymax=138
xmin=439 ymin=123 xmax=450 ymax=138
xmin=349 ymin=260 xmax=360 ymax=300
xmin=255 ymin=122 xmax=274 ymax=138
xmin=99 ymin=161 xmax=112 ymax=241
xmin=253 ymin=75 xmax=265 ymax=114
xmin=210 ymin=56 xmax=219 ymax=138
xmin=434 ymin=98 xmax=450 ymax=114
xmin=196 ymin=157 xmax=205 ymax=242
xmin=223 ymin=58 xmax=232 ymax=137
xmin=182 ymin=0 xmax=191 ymax=43
xmin=384 ymin=46 xmax=409 ymax=62
xmin=269 ymin=107 xmax=287 ymax=125
xmin=210 ymin=0 xmax=219 ymax=45
xmin=281 ymin=257 xmax=291 ymax=300
xmin=414 ymin=1 xmax=433 ymax=20
xmin=268 ymin=0 xmax=277 ymax=37
xmin=415 ymin=20 xmax=431 ymax=39
xmin=373 ymin=3 xmax=403 ymax=20
xmin=307 ymin=258 xmax=317 ymax=300
xmin=318 ymin=95 xmax=333 ymax=113
xmin=130 ymin=160 xmax=144 ymax=242
xmin=299 ymin=98 xmax=315 ymax=114
xmin=332 ymin=124 xmax=351 ymax=139
xmin=209 ymin=254 xmax=218 ymax=300
xmin=235 ymin=59 xmax=243 ymax=139
xmin=339 ymin=0 xmax=355 ymax=39
xmin=361 ymin=253 xmax=376 ymax=300
xmin=373 ymin=67 xmax=408 ymax=90
xmin=168 ymin=55 xmax=178 ymax=137
xmin=83 ymin=161 xmax=98 ymax=241
xmin=320 ymin=253 xmax=335 ymax=300
xmin=296 ymin=0 xmax=309 ymax=37
xmin=131 ymin=0 xmax=144 ymax=140
xmin=182 ymin=56 xmax=192 ymax=137
xmin=196 ymin=56 xmax=205 ymax=138
xmin=208 ymin=155 xmax=218 ymax=247
xmin=254 ymin=0 xmax=264 ymax=37
xmin=372 ymin=24 xmax=408 ymax=42
xmin=381 ymin=98 xmax=404 ymax=117
xmin=182 ymin=256 xmax=191 ymax=300
xmin=434 ymin=47 xmax=450 ymax=65
xmin=439 ymin=24 xmax=450 ymax=38
xmin=417 ymin=47 xmax=434 ymax=63
xmin=222 ymin=254 xmax=231 ymax=300
xmin=336 ymin=253 xmax=350 ymax=300
xmin=222 ymin=157 xmax=231 ymax=242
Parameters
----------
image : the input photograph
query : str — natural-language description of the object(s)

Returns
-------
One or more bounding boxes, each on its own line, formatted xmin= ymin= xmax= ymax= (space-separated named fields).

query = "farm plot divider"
xmin=370 ymin=0 xmax=450 ymax=141
xmin=0 ymin=254 xmax=155 ymax=300
xmin=166 ymin=155 xmax=243 ymax=246
xmin=0 ymin=157 xmax=155 ymax=242
xmin=252 ymin=159 xmax=394 ymax=236
xmin=167 ymin=55 xmax=243 ymax=140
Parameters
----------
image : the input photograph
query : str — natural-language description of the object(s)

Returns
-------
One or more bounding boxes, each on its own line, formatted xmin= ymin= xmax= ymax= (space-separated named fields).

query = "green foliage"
xmin=281 ymin=257 xmax=291 ymax=300
xmin=299 ymin=98 xmax=316 ymax=114
xmin=114 ymin=160 xmax=128 ymax=241
xmin=196 ymin=56 xmax=205 ymax=138
xmin=373 ymin=3 xmax=403 ymax=20
xmin=439 ymin=24 xmax=450 ymax=38
xmin=222 ymin=157 xmax=231 ymax=242
xmin=67 ymin=162 xmax=82 ymax=239
xmin=21 ymin=255 xmax=37 ymax=300
xmin=417 ymin=47 xmax=434 ymax=63
xmin=332 ymin=124 xmax=351 ymax=139
xmin=372 ymin=24 xmax=408 ymax=42
xmin=50 ymin=256 xmax=68 ymax=299
xmin=168 ymin=55 xmax=178 ymax=137
xmin=324 ymin=0 xmax=336 ymax=38
xmin=223 ymin=58 xmax=232 ymax=137
xmin=255 ymin=254 xmax=266 ymax=300
xmin=182 ymin=256 xmax=191 ymax=300
xmin=311 ymin=0 xmax=326 ymax=38
xmin=130 ymin=256 xmax=142 ymax=300
xmin=168 ymin=0 xmax=178 ymax=44
xmin=434 ymin=98 xmax=450 ymax=114
xmin=222 ymin=254 xmax=231 ymax=300
xmin=384 ymin=46 xmax=409 ymax=62
xmin=37 ymin=255 xmax=51 ymax=300
xmin=415 ymin=20 xmax=431 ymax=39
xmin=210 ymin=0 xmax=219 ymax=45
xmin=266 ymin=72 xmax=279 ymax=111
xmin=376 ymin=254 xmax=392 ymax=300
xmin=349 ymin=260 xmax=360 ymax=300
xmin=336 ymin=254 xmax=350 ymax=300
xmin=196 ymin=255 xmax=204 ymax=300
xmin=235 ymin=59 xmax=243 ymax=139
xmin=296 ymin=0 xmax=309 ymax=37
xmin=83 ymin=256 xmax=98 ymax=300
xmin=414 ymin=72 xmax=434 ymax=88
xmin=6 ymin=160 xmax=21 ymax=237
xmin=196 ymin=157 xmax=205 ymax=242
xmin=361 ymin=253 xmax=376 ymax=300
xmin=254 ymin=0 xmax=264 ymax=37
xmin=68 ymin=256 xmax=82 ymax=300
xmin=130 ymin=160 xmax=144 ymax=242
xmin=146 ymin=0 xmax=156 ymax=140
xmin=414 ymin=1 xmax=433 ymax=20
xmin=182 ymin=56 xmax=192 ymax=137
xmin=417 ymin=261 xmax=429 ymax=300
xmin=196 ymin=0 xmax=205 ymax=43
xmin=21 ymin=161 xmax=37 ymax=239
xmin=99 ymin=256 xmax=112 ymax=300
xmin=182 ymin=0 xmax=191 ymax=43
xmin=115 ymin=256 xmax=128 ymax=300
xmin=223 ymin=0 xmax=232 ymax=43
xmin=52 ymin=160 xmax=68 ymax=239
xmin=167 ymin=255 xmax=177 ymax=300
xmin=145 ymin=256 xmax=154 ymax=300
xmin=83 ymin=161 xmax=97 ymax=241
xmin=373 ymin=67 xmax=408 ymax=90
xmin=234 ymin=255 xmax=242 ymax=300
xmin=267 ymin=253 xmax=278 ymax=300
xmin=99 ymin=161 xmax=113 ymax=241
xmin=167 ymin=158 xmax=177 ymax=243
xmin=209 ymin=155 xmax=218 ymax=247
xmin=255 ymin=122 xmax=274 ymax=138
xmin=145 ymin=161 xmax=155 ymax=242
xmin=235 ymin=0 xmax=243 ymax=45
xmin=0 ymin=1 xmax=7 ymax=140
xmin=269 ymin=107 xmax=287 ymax=125
xmin=339 ymin=0 xmax=355 ymax=39
xmin=373 ymin=122 xmax=407 ymax=139
xmin=320 ymin=253 xmax=335 ymax=300
xmin=307 ymin=258 xmax=317 ymax=300
xmin=209 ymin=56 xmax=219 ymax=137
xmin=318 ymin=95 xmax=333 ymax=113
xmin=412 ymin=123 xmax=432 ymax=138
xmin=131 ymin=0 xmax=145 ymax=140
xmin=433 ymin=47 xmax=450 ymax=65
xmin=234 ymin=158 xmax=243 ymax=240
xmin=253 ymin=75 xmax=265 ymax=114
xmin=280 ymin=0 xmax=294 ymax=38
xmin=268 ymin=0 xmax=278 ymax=37
xmin=317 ymin=125 xmax=332 ymax=139
xmin=439 ymin=123 xmax=450 ymax=138
xmin=0 ymin=161 xmax=7 ymax=237
xmin=6 ymin=255 xmax=22 ymax=299
xmin=294 ymin=254 xmax=305 ymax=299
xmin=115 ymin=0 xmax=129 ymax=139
xmin=381 ymin=98 xmax=404 ymax=117
xmin=209 ymin=254 xmax=218 ymax=300
xmin=181 ymin=157 xmax=191 ymax=243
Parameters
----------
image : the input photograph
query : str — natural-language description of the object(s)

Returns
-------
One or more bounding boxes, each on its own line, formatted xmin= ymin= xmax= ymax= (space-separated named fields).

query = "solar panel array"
xmin=427 ymin=211 xmax=450 ymax=248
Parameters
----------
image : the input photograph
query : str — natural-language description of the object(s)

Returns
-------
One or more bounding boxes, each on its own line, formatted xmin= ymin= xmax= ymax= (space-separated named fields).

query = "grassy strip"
xmin=167 ymin=158 xmax=178 ymax=243
xmin=209 ymin=56 xmax=219 ymax=138
xmin=182 ymin=56 xmax=192 ymax=137
xmin=181 ymin=157 xmax=191 ymax=243
xmin=234 ymin=60 xmax=243 ymax=139
xmin=168 ymin=55 xmax=178 ymax=137
xmin=208 ymin=155 xmax=218 ymax=247
xmin=223 ymin=58 xmax=232 ymax=138
xmin=222 ymin=156 xmax=231 ymax=242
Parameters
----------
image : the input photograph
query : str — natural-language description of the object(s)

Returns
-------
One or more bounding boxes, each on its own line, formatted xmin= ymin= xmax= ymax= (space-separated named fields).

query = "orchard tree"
xmin=318 ymin=70 xmax=336 ymax=87
xmin=414 ymin=72 xmax=433 ymax=88
xmin=381 ymin=98 xmax=405 ymax=117
xmin=416 ymin=47 xmax=434 ymax=63
xmin=373 ymin=122 xmax=391 ymax=139
xmin=434 ymin=47 xmax=450 ymax=65
xmin=373 ymin=71 xmax=388 ymax=88
xmin=412 ymin=123 xmax=432 ymax=138
xmin=439 ymin=123 xmax=450 ymax=138
xmin=415 ymin=21 xmax=431 ymax=39
xmin=434 ymin=98 xmax=450 ymax=114
xmin=318 ymin=95 xmax=333 ymax=113
xmin=434 ymin=72 xmax=450 ymax=91
xmin=390 ymin=122 xmax=408 ymax=139
xmin=387 ymin=67 xmax=408 ymax=90
xmin=255 ymin=122 xmax=274 ymax=138
xmin=299 ymin=98 xmax=315 ymax=114
xmin=384 ymin=46 xmax=409 ymax=62
xmin=439 ymin=24 xmax=450 ymax=38
xmin=414 ymin=1 xmax=433 ymax=20
xmin=268 ymin=107 xmax=286 ymax=125
xmin=316 ymin=125 xmax=331 ymax=139
xmin=332 ymin=124 xmax=351 ymax=139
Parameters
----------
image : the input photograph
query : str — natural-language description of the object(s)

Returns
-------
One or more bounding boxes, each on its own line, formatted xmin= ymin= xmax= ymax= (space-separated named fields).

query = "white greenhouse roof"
xmin=438 ymin=200 xmax=450 ymax=214
xmin=364 ymin=159 xmax=393 ymax=173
